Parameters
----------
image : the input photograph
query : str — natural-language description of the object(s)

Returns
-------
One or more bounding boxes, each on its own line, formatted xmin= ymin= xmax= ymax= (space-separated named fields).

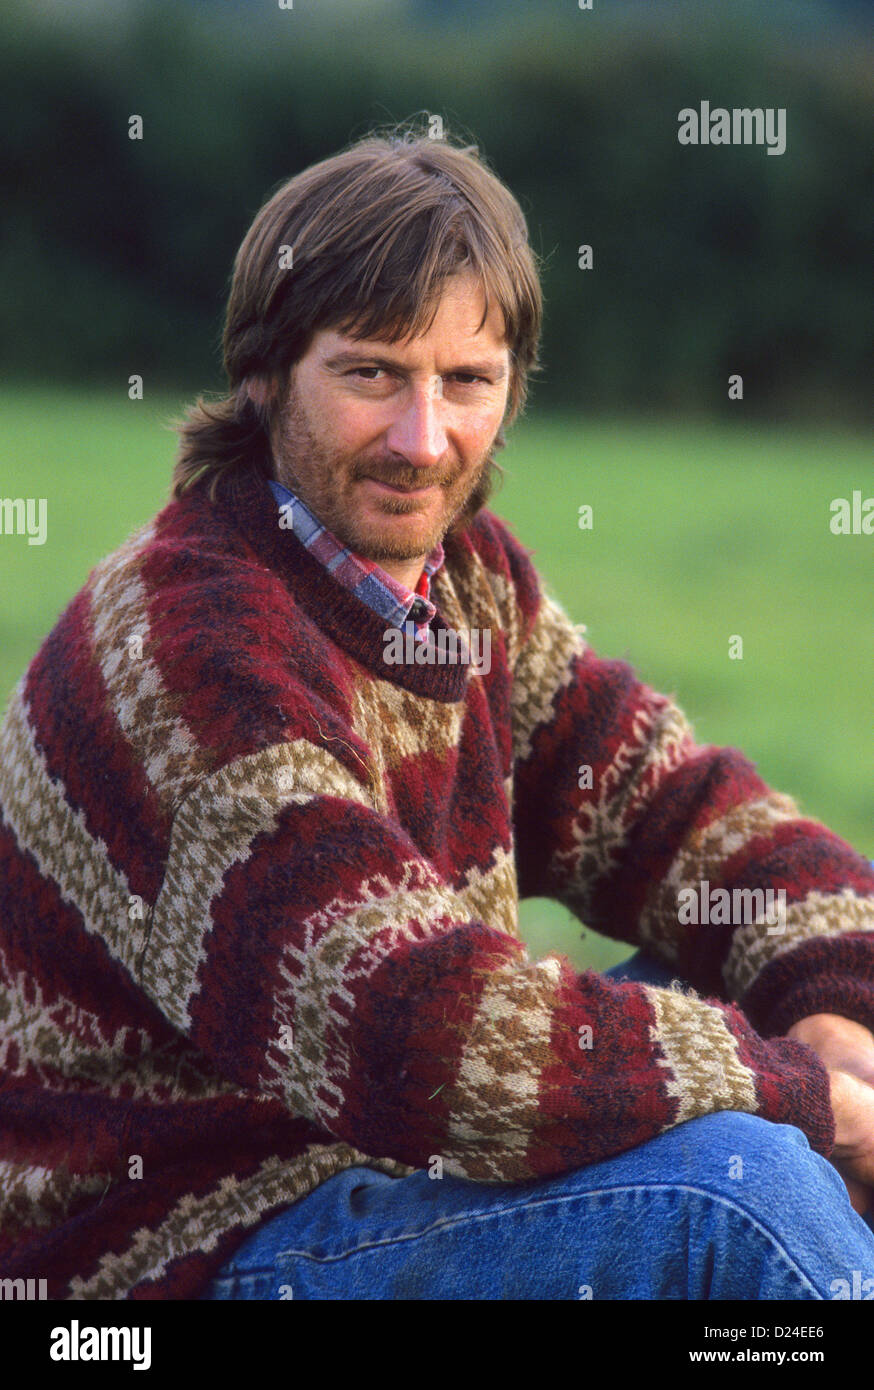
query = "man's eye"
xmin=348 ymin=369 xmax=488 ymax=385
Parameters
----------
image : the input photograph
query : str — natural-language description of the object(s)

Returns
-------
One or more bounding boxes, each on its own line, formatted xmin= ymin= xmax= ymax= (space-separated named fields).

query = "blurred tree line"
xmin=1 ymin=0 xmax=871 ymax=419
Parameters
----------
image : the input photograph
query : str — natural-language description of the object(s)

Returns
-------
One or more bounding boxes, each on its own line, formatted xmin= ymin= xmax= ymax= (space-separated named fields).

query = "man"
xmin=2 ymin=125 xmax=874 ymax=1301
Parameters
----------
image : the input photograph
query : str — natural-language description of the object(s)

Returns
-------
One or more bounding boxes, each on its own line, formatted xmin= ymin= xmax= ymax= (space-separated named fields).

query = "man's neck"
xmin=375 ymin=556 xmax=428 ymax=592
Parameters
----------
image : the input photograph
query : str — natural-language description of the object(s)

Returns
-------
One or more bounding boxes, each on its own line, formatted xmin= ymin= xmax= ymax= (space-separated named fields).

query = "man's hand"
xmin=786 ymin=1013 xmax=874 ymax=1215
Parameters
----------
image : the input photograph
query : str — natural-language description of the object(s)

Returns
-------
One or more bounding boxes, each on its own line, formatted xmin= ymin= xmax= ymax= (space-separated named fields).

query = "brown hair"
xmin=171 ymin=118 xmax=543 ymax=532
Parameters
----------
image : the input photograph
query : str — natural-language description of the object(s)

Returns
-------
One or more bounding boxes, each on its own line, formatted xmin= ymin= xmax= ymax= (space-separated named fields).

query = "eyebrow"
xmin=322 ymin=350 xmax=508 ymax=380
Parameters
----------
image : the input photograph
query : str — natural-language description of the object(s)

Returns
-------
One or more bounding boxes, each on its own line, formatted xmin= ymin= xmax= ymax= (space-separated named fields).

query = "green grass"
xmin=1 ymin=385 xmax=871 ymax=973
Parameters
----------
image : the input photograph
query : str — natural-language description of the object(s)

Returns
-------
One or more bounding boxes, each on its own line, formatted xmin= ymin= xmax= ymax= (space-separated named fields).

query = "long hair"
xmin=172 ymin=118 xmax=543 ymax=533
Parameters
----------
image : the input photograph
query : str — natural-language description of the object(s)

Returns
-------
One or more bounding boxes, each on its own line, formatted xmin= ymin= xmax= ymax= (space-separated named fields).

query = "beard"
xmin=270 ymin=379 xmax=504 ymax=563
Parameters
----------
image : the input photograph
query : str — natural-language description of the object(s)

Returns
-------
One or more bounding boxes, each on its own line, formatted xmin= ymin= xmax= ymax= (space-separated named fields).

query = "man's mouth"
xmin=362 ymin=478 xmax=441 ymax=497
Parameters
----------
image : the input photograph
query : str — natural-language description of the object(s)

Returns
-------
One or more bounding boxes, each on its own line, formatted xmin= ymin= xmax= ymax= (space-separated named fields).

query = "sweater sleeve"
xmin=133 ymin=732 xmax=840 ymax=1182
xmin=509 ymin=579 xmax=874 ymax=1042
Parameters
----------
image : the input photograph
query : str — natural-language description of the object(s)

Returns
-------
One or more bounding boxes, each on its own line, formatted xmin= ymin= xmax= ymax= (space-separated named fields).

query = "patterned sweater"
xmin=2 ymin=469 xmax=874 ymax=1301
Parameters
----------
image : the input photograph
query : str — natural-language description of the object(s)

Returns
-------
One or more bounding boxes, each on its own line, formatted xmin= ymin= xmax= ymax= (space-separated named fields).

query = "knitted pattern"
xmin=2 ymin=471 xmax=874 ymax=1299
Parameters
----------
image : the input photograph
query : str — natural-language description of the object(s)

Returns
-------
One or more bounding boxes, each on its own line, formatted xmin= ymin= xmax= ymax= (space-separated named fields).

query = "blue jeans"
xmin=203 ymin=951 xmax=874 ymax=1300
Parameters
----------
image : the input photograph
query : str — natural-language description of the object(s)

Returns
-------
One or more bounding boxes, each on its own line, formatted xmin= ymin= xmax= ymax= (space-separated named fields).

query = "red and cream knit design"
xmin=2 ymin=471 xmax=874 ymax=1299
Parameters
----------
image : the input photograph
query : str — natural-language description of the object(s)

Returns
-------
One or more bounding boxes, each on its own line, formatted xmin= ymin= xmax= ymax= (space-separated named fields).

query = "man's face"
xmin=268 ymin=272 xmax=511 ymax=585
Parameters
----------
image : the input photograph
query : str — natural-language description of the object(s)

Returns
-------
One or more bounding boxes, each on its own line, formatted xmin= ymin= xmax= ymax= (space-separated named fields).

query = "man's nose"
xmin=384 ymin=377 xmax=448 ymax=466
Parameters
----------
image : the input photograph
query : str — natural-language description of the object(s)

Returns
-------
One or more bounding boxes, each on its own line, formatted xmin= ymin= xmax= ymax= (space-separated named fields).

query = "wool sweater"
xmin=2 ymin=469 xmax=874 ymax=1301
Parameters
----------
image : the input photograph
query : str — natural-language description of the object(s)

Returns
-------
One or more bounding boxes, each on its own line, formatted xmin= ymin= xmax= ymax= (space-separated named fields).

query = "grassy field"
xmin=1 ymin=384 xmax=871 ymax=972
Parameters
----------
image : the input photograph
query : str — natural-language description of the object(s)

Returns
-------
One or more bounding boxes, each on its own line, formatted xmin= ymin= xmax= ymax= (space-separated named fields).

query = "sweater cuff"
xmin=740 ymin=934 xmax=874 ymax=1040
xmin=753 ymin=1034 xmax=836 ymax=1157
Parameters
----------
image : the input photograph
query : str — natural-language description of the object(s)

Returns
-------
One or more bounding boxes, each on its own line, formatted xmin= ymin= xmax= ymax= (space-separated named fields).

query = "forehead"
xmin=314 ymin=272 xmax=509 ymax=361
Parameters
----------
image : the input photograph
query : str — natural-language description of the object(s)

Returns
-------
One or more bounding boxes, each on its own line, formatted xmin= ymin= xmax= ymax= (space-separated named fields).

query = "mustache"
xmin=355 ymin=453 xmax=496 ymax=492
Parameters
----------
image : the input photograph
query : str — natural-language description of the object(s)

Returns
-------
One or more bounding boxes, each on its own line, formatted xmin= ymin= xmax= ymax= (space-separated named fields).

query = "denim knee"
xmin=665 ymin=1110 xmax=849 ymax=1217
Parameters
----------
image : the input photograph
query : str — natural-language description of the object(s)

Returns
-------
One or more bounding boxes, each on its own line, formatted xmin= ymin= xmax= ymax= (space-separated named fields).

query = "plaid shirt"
xmin=269 ymin=479 xmax=444 ymax=644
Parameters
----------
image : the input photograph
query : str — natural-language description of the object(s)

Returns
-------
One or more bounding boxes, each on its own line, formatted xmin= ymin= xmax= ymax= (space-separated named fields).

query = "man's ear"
xmin=244 ymin=375 xmax=276 ymax=411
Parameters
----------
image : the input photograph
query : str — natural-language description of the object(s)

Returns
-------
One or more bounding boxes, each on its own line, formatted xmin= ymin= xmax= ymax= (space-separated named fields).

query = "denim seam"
xmin=264 ymin=1181 xmax=823 ymax=1296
